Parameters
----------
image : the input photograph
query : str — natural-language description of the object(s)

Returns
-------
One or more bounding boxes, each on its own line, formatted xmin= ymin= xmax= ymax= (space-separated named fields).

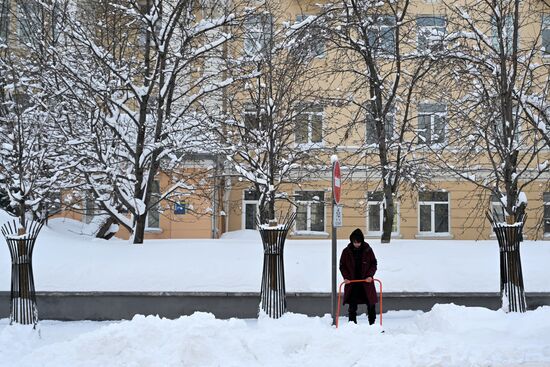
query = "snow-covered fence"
xmin=487 ymin=213 xmax=527 ymax=313
xmin=257 ymin=212 xmax=297 ymax=318
xmin=1 ymin=220 xmax=44 ymax=326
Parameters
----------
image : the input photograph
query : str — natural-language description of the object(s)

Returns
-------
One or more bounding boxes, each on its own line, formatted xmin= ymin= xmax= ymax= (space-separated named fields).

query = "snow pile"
xmin=1 ymin=305 xmax=550 ymax=366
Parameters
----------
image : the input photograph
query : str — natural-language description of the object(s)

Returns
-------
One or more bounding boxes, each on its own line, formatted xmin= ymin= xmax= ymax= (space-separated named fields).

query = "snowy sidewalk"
xmin=0 ymin=218 xmax=548 ymax=293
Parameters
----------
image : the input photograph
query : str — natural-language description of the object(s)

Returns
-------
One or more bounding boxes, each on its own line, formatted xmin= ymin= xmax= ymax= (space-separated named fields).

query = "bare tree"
xmin=318 ymin=0 xmax=436 ymax=242
xmin=47 ymin=0 xmax=242 ymax=243
xmin=430 ymin=0 xmax=550 ymax=312
xmin=434 ymin=0 xmax=550 ymax=225
xmin=0 ymin=0 xmax=66 ymax=228
xmin=211 ymin=1 xmax=330 ymax=224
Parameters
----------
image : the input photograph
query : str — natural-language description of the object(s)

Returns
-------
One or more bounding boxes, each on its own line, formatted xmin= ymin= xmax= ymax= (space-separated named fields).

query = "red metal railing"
xmin=335 ymin=279 xmax=383 ymax=328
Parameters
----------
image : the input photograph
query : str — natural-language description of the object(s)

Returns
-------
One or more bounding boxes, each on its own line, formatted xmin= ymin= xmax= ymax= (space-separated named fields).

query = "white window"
xmin=0 ymin=2 xmax=9 ymax=42
xmin=418 ymin=191 xmax=449 ymax=234
xmin=295 ymin=14 xmax=325 ymax=58
xmin=295 ymin=105 xmax=323 ymax=145
xmin=418 ymin=103 xmax=446 ymax=145
xmin=417 ymin=15 xmax=446 ymax=52
xmin=543 ymin=192 xmax=550 ymax=234
xmin=492 ymin=15 xmax=514 ymax=54
xmin=17 ymin=1 xmax=39 ymax=44
xmin=367 ymin=15 xmax=395 ymax=55
xmin=490 ymin=194 xmax=506 ymax=223
xmin=366 ymin=103 xmax=395 ymax=145
xmin=147 ymin=180 xmax=161 ymax=229
xmin=543 ymin=15 xmax=550 ymax=56
xmin=242 ymin=189 xmax=260 ymax=230
xmin=244 ymin=13 xmax=273 ymax=56
xmin=366 ymin=191 xmax=399 ymax=236
xmin=295 ymin=191 xmax=325 ymax=232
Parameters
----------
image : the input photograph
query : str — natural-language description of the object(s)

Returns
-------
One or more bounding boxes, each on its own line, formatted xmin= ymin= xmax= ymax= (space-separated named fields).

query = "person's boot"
xmin=348 ymin=311 xmax=357 ymax=324
xmin=367 ymin=305 xmax=376 ymax=325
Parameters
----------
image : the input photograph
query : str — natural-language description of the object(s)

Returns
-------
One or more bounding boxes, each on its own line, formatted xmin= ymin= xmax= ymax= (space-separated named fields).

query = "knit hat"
xmin=349 ymin=228 xmax=365 ymax=244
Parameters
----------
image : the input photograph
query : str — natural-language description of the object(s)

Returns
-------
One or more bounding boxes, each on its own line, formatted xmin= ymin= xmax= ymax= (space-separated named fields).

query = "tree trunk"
xmin=133 ymin=214 xmax=147 ymax=244
xmin=95 ymin=216 xmax=117 ymax=240
xmin=381 ymin=195 xmax=394 ymax=244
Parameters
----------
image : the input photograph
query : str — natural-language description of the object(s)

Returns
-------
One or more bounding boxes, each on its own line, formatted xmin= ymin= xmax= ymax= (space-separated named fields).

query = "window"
xmin=367 ymin=15 xmax=395 ymax=55
xmin=490 ymin=194 xmax=506 ymax=223
xmin=147 ymin=180 xmax=160 ymax=229
xmin=417 ymin=16 xmax=446 ymax=52
xmin=17 ymin=1 xmax=39 ymax=44
xmin=244 ymin=13 xmax=273 ymax=56
xmin=242 ymin=189 xmax=260 ymax=230
xmin=543 ymin=15 xmax=550 ymax=56
xmin=244 ymin=104 xmax=268 ymax=131
xmin=295 ymin=191 xmax=325 ymax=232
xmin=544 ymin=193 xmax=550 ymax=234
xmin=295 ymin=105 xmax=323 ymax=144
xmin=367 ymin=191 xmax=399 ymax=235
xmin=83 ymin=193 xmax=96 ymax=224
xmin=418 ymin=103 xmax=446 ymax=145
xmin=0 ymin=1 xmax=8 ymax=42
xmin=366 ymin=103 xmax=395 ymax=145
xmin=295 ymin=14 xmax=325 ymax=58
xmin=418 ymin=191 xmax=449 ymax=234
xmin=492 ymin=15 xmax=514 ymax=54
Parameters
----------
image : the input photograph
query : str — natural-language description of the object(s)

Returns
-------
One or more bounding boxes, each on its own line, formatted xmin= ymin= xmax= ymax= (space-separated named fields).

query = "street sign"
xmin=333 ymin=161 xmax=341 ymax=204
xmin=333 ymin=204 xmax=343 ymax=227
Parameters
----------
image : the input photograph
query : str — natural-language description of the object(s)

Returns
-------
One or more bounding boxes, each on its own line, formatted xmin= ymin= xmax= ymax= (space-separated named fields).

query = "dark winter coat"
xmin=339 ymin=230 xmax=378 ymax=305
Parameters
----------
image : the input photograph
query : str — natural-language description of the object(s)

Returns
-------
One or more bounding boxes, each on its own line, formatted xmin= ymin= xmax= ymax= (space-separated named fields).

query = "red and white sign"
xmin=333 ymin=161 xmax=341 ymax=204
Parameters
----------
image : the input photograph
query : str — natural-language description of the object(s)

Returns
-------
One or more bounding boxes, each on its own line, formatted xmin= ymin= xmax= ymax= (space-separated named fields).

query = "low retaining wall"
xmin=1 ymin=292 xmax=549 ymax=321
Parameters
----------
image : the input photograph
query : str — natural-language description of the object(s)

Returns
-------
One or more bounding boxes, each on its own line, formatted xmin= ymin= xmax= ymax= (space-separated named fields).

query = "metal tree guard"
xmin=257 ymin=212 xmax=297 ymax=318
xmin=486 ymin=213 xmax=527 ymax=313
xmin=1 ymin=220 xmax=44 ymax=326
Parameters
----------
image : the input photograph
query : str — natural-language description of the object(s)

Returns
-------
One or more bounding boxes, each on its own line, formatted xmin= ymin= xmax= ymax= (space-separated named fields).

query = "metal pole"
xmin=331 ymin=161 xmax=337 ymax=325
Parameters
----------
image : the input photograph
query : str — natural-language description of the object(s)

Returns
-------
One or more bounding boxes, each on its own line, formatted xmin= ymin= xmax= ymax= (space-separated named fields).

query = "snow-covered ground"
xmin=1 ymin=212 xmax=550 ymax=366
xmin=2 ymin=305 xmax=550 ymax=367
xmin=0 ymin=214 xmax=549 ymax=292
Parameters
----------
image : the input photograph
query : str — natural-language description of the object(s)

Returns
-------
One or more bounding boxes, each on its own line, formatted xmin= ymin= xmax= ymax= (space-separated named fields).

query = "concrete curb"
xmin=1 ymin=292 xmax=549 ymax=321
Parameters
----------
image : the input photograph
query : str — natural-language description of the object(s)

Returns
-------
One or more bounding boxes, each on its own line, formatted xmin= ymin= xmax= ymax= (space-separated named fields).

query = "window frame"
xmin=295 ymin=104 xmax=324 ymax=146
xmin=295 ymin=14 xmax=325 ymax=59
xmin=294 ymin=190 xmax=326 ymax=233
xmin=366 ymin=191 xmax=400 ymax=237
xmin=543 ymin=15 xmax=550 ymax=57
xmin=418 ymin=191 xmax=450 ymax=236
xmin=242 ymin=189 xmax=260 ymax=230
xmin=417 ymin=103 xmax=447 ymax=146
xmin=0 ymin=1 xmax=9 ymax=42
xmin=243 ymin=13 xmax=273 ymax=56
xmin=146 ymin=179 xmax=161 ymax=230
xmin=491 ymin=15 xmax=514 ymax=55
xmin=416 ymin=15 xmax=446 ymax=53
xmin=367 ymin=14 xmax=396 ymax=56
xmin=365 ymin=104 xmax=395 ymax=146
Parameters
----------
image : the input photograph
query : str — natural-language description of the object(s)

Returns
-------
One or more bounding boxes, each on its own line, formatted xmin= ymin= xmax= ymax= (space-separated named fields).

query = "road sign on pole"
xmin=331 ymin=157 xmax=342 ymax=325
xmin=333 ymin=204 xmax=343 ymax=227
xmin=333 ymin=161 xmax=341 ymax=204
